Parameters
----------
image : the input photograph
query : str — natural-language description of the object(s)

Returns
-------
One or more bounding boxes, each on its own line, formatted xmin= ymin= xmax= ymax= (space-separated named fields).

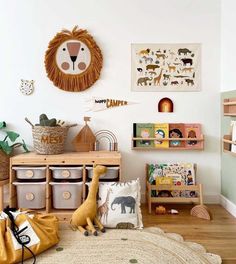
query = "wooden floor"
xmin=142 ymin=204 xmax=236 ymax=264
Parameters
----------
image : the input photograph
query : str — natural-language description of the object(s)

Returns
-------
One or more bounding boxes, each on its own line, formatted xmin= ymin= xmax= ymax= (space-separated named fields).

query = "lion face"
xmin=56 ymin=40 xmax=91 ymax=74
xmin=45 ymin=26 xmax=103 ymax=92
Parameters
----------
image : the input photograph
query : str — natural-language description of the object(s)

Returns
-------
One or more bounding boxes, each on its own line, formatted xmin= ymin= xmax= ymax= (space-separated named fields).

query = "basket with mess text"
xmin=25 ymin=115 xmax=77 ymax=155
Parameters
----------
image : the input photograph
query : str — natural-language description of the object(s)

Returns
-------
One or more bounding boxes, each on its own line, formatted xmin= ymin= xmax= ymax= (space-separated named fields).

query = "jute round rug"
xmin=27 ymin=226 xmax=222 ymax=264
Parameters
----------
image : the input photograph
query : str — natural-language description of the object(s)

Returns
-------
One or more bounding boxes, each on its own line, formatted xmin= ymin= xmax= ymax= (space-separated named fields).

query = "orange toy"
xmin=155 ymin=206 xmax=166 ymax=215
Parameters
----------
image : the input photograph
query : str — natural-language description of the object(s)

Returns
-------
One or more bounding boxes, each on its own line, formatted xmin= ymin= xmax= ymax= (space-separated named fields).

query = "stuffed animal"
xmin=35 ymin=114 xmax=57 ymax=127
xmin=155 ymin=206 xmax=166 ymax=215
xmin=70 ymin=165 xmax=107 ymax=236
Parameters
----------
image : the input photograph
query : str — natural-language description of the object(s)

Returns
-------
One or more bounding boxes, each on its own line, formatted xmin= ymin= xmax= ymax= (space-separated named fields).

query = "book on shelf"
xmin=184 ymin=123 xmax=202 ymax=148
xmin=154 ymin=123 xmax=169 ymax=148
xmin=169 ymin=123 xmax=185 ymax=148
xmin=133 ymin=123 xmax=154 ymax=148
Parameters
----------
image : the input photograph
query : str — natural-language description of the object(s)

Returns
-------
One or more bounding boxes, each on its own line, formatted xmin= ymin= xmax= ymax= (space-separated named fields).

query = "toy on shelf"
xmin=25 ymin=114 xmax=77 ymax=155
xmin=70 ymin=165 xmax=107 ymax=236
xmin=72 ymin=117 xmax=96 ymax=152
xmin=94 ymin=130 xmax=118 ymax=151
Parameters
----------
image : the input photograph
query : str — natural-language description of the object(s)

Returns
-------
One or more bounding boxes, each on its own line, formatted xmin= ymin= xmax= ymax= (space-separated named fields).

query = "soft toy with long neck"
xmin=70 ymin=165 xmax=107 ymax=236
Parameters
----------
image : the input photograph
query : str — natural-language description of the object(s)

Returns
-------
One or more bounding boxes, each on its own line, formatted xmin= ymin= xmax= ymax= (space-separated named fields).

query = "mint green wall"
xmin=221 ymin=90 xmax=236 ymax=204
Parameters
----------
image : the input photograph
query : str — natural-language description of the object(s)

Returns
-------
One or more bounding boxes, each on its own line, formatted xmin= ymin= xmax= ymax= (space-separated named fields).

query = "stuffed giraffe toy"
xmin=70 ymin=165 xmax=107 ymax=236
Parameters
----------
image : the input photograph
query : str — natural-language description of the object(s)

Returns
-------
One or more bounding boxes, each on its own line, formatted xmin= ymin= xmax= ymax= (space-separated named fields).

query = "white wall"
xmin=0 ymin=0 xmax=221 ymax=202
xmin=221 ymin=0 xmax=236 ymax=91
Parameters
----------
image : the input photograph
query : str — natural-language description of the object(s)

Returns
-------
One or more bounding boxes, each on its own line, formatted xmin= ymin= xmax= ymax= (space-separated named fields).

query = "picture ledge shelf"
xmin=132 ymin=135 xmax=204 ymax=150
xmin=223 ymin=98 xmax=236 ymax=116
xmin=222 ymin=135 xmax=236 ymax=156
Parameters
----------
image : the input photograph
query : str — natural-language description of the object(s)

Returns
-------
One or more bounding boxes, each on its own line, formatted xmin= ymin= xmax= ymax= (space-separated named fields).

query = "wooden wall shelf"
xmin=10 ymin=151 xmax=121 ymax=221
xmin=222 ymin=135 xmax=236 ymax=156
xmin=132 ymin=135 xmax=204 ymax=150
xmin=223 ymin=98 xmax=236 ymax=116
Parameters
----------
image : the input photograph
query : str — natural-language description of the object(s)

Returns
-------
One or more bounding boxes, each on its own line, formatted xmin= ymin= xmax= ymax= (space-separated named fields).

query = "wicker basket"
xmin=0 ymin=150 xmax=9 ymax=180
xmin=32 ymin=126 xmax=70 ymax=155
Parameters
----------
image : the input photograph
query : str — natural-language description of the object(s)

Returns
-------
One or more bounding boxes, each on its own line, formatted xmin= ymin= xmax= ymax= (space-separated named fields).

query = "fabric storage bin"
xmin=50 ymin=167 xmax=83 ymax=180
xmin=86 ymin=166 xmax=119 ymax=180
xmin=13 ymin=166 xmax=46 ymax=180
xmin=13 ymin=182 xmax=46 ymax=209
xmin=50 ymin=182 xmax=83 ymax=209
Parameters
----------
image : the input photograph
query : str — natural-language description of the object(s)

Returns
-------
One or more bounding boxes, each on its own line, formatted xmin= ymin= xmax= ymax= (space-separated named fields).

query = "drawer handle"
xmin=61 ymin=170 xmax=70 ymax=178
xmin=25 ymin=192 xmax=35 ymax=201
xmin=25 ymin=170 xmax=34 ymax=178
xmin=62 ymin=191 xmax=71 ymax=200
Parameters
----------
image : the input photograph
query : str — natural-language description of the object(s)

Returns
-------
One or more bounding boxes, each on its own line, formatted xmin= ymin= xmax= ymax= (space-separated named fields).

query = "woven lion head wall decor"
xmin=45 ymin=26 xmax=103 ymax=92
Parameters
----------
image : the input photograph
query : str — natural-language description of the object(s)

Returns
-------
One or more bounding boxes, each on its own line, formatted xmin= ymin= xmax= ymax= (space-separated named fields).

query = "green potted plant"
xmin=0 ymin=121 xmax=29 ymax=180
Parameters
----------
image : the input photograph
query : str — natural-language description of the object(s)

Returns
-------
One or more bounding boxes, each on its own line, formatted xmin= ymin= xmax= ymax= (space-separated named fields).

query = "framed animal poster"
xmin=131 ymin=43 xmax=201 ymax=92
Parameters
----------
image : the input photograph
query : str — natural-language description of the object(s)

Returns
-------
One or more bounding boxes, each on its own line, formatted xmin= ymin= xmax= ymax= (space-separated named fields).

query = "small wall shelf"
xmin=222 ymin=135 xmax=236 ymax=156
xmin=132 ymin=135 xmax=204 ymax=150
xmin=223 ymin=98 xmax=236 ymax=116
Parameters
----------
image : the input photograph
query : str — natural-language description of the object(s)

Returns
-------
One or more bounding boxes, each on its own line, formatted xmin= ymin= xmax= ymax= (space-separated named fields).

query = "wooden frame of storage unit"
xmin=145 ymin=164 xmax=203 ymax=214
xmin=223 ymin=98 xmax=236 ymax=116
xmin=222 ymin=134 xmax=236 ymax=156
xmin=10 ymin=151 xmax=121 ymax=221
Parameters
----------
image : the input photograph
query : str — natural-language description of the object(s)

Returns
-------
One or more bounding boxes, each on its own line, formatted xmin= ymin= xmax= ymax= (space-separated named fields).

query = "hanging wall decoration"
xmin=158 ymin=97 xmax=174 ymax=112
xmin=45 ymin=26 xmax=103 ymax=92
xmin=20 ymin=79 xmax=35 ymax=95
xmin=85 ymin=97 xmax=138 ymax=112
xmin=131 ymin=43 xmax=201 ymax=92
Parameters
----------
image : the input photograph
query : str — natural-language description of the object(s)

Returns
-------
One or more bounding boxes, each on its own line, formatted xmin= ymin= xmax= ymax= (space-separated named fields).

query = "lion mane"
xmin=45 ymin=26 xmax=103 ymax=92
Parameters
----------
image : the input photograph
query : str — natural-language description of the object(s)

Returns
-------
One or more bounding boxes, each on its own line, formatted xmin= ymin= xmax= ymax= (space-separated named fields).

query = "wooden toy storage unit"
xmin=10 ymin=151 xmax=121 ymax=221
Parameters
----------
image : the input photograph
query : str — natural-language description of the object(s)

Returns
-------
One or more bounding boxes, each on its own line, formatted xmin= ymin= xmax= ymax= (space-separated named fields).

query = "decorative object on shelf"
xmin=190 ymin=204 xmax=212 ymax=220
xmin=85 ymin=97 xmax=138 ymax=112
xmin=45 ymin=26 xmax=102 ymax=92
xmin=72 ymin=117 xmax=96 ymax=152
xmin=131 ymin=43 xmax=201 ymax=91
xmin=70 ymin=165 xmax=107 ymax=236
xmin=155 ymin=205 xmax=166 ymax=215
xmin=158 ymin=97 xmax=173 ymax=112
xmin=223 ymin=97 xmax=236 ymax=116
xmin=94 ymin=130 xmax=118 ymax=151
xmin=0 ymin=121 xmax=28 ymax=180
xmin=25 ymin=114 xmax=77 ymax=155
xmin=0 ymin=208 xmax=59 ymax=264
xmin=19 ymin=79 xmax=35 ymax=95
xmin=132 ymin=123 xmax=204 ymax=150
xmin=94 ymin=179 xmax=143 ymax=229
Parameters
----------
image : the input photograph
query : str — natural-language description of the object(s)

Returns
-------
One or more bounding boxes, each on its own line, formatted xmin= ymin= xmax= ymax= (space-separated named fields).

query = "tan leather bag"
xmin=0 ymin=209 xmax=59 ymax=264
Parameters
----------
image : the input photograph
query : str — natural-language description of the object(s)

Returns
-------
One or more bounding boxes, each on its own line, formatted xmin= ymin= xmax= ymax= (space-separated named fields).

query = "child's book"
xmin=154 ymin=123 xmax=169 ymax=148
xmin=169 ymin=123 xmax=185 ymax=147
xmin=184 ymin=123 xmax=202 ymax=148
xmin=136 ymin=123 xmax=154 ymax=147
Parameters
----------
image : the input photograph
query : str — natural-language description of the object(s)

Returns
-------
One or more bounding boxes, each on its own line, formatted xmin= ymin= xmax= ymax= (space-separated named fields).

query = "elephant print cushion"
xmin=96 ymin=179 xmax=143 ymax=229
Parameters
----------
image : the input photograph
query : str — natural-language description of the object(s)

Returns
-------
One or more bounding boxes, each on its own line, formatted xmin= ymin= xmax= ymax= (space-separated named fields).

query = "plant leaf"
xmin=22 ymin=140 xmax=29 ymax=152
xmin=0 ymin=122 xmax=6 ymax=129
xmin=6 ymin=131 xmax=19 ymax=142
xmin=0 ymin=141 xmax=12 ymax=155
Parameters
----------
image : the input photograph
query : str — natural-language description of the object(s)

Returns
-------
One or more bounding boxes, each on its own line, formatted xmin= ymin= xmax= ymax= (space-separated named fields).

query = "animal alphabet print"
xmin=131 ymin=43 xmax=201 ymax=91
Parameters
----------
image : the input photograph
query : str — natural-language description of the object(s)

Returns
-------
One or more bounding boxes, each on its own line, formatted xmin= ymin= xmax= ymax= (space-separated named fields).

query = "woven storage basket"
xmin=32 ymin=126 xmax=69 ymax=155
xmin=0 ymin=150 xmax=9 ymax=180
